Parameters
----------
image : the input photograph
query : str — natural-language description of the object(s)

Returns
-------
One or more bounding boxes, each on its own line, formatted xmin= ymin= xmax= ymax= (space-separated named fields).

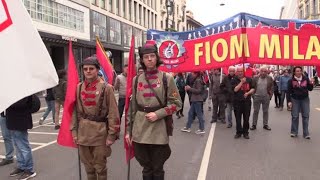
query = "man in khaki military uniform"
xmin=71 ymin=56 xmax=120 ymax=180
xmin=125 ymin=43 xmax=182 ymax=180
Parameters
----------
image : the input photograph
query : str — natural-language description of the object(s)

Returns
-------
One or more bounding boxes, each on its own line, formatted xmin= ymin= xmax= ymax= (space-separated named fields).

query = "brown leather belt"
xmin=136 ymin=104 xmax=162 ymax=113
xmin=80 ymin=113 xmax=106 ymax=122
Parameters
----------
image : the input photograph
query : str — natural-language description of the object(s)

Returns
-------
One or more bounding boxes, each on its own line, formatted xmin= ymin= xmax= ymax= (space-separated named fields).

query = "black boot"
xmin=153 ymin=175 xmax=164 ymax=180
xmin=143 ymin=175 xmax=153 ymax=180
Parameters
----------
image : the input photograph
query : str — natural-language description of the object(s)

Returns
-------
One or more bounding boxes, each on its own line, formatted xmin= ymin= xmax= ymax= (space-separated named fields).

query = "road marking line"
xmin=197 ymin=123 xmax=216 ymax=180
xmin=0 ymin=140 xmax=46 ymax=146
xmin=42 ymin=124 xmax=55 ymax=127
xmin=0 ymin=118 xmax=60 ymax=139
xmin=316 ymin=108 xmax=320 ymax=111
xmin=31 ymin=140 xmax=56 ymax=151
xmin=0 ymin=140 xmax=57 ymax=158
xmin=28 ymin=132 xmax=58 ymax=135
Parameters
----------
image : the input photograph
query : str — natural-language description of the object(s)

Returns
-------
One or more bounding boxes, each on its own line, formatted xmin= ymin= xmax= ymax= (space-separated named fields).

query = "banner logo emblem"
xmin=157 ymin=35 xmax=187 ymax=69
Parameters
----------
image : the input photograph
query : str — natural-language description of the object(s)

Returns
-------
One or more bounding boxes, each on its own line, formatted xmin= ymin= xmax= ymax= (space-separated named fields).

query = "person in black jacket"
xmin=0 ymin=111 xmax=14 ymax=166
xmin=6 ymin=96 xmax=37 ymax=179
xmin=175 ymin=73 xmax=186 ymax=118
xmin=288 ymin=66 xmax=314 ymax=139
xmin=221 ymin=66 xmax=236 ymax=128
xmin=39 ymin=88 xmax=55 ymax=125
xmin=231 ymin=67 xmax=255 ymax=139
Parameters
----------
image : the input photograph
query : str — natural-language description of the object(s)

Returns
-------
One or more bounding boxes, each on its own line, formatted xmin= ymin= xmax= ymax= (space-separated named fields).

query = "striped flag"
xmin=96 ymin=37 xmax=115 ymax=85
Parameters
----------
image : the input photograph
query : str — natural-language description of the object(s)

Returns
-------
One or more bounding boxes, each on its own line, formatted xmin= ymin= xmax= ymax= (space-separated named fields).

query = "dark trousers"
xmin=212 ymin=94 xmax=226 ymax=121
xmin=118 ymin=97 xmax=125 ymax=123
xmin=133 ymin=142 xmax=171 ymax=177
xmin=280 ymin=90 xmax=291 ymax=108
xmin=177 ymin=91 xmax=186 ymax=115
xmin=234 ymin=100 xmax=251 ymax=135
xmin=274 ymin=91 xmax=281 ymax=107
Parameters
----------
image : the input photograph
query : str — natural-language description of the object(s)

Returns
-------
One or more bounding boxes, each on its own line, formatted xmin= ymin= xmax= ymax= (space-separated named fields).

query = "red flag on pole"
xmin=96 ymin=37 xmax=114 ymax=85
xmin=57 ymin=41 xmax=79 ymax=148
xmin=316 ymin=66 xmax=320 ymax=77
xmin=124 ymin=36 xmax=136 ymax=163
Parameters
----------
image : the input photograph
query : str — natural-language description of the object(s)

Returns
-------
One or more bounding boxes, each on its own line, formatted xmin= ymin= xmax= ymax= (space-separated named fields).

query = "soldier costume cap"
xmin=82 ymin=55 xmax=100 ymax=69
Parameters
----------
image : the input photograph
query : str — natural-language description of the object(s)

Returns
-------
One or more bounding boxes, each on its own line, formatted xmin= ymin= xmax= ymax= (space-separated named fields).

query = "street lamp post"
xmin=166 ymin=0 xmax=174 ymax=31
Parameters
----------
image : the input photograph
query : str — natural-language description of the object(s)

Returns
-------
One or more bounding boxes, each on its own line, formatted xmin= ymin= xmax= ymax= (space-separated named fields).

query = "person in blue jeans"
xmin=181 ymin=72 xmax=205 ymax=134
xmin=6 ymin=96 xmax=38 ymax=179
xmin=0 ymin=112 xmax=14 ymax=166
xmin=279 ymin=69 xmax=292 ymax=111
xmin=288 ymin=66 xmax=314 ymax=139
xmin=39 ymin=88 xmax=55 ymax=125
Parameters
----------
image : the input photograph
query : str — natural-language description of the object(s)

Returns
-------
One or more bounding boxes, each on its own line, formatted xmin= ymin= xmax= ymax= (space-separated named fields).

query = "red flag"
xmin=316 ymin=66 xmax=320 ymax=77
xmin=124 ymin=36 xmax=136 ymax=163
xmin=245 ymin=67 xmax=254 ymax=77
xmin=96 ymin=37 xmax=114 ymax=85
xmin=57 ymin=41 xmax=79 ymax=148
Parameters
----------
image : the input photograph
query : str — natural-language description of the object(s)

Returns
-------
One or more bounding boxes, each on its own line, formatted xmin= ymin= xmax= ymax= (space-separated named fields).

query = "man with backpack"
xmin=71 ymin=56 xmax=120 ymax=180
xmin=125 ymin=43 xmax=181 ymax=180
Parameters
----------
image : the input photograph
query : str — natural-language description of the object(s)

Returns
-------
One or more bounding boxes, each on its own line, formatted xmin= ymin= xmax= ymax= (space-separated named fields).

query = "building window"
xmin=92 ymin=11 xmax=107 ymax=41
xmin=299 ymin=6 xmax=304 ymax=19
xmin=129 ymin=0 xmax=132 ymax=21
xmin=115 ymin=0 xmax=119 ymax=15
xmin=313 ymin=0 xmax=318 ymax=15
xmin=155 ymin=14 xmax=157 ymax=29
xmin=134 ymin=2 xmax=137 ymax=23
xmin=151 ymin=13 xmax=154 ymax=29
xmin=306 ymin=1 xmax=310 ymax=17
xmin=139 ymin=4 xmax=142 ymax=25
xmin=109 ymin=18 xmax=122 ymax=45
xmin=133 ymin=28 xmax=142 ymax=47
xmin=122 ymin=0 xmax=126 ymax=18
xmin=23 ymin=0 xmax=84 ymax=32
xmin=123 ymin=23 xmax=133 ymax=46
xmin=108 ymin=0 xmax=113 ymax=12
xmin=144 ymin=7 xmax=147 ymax=27
xmin=100 ymin=0 xmax=105 ymax=9
xmin=92 ymin=0 xmax=98 ymax=5
xmin=146 ymin=10 xmax=150 ymax=29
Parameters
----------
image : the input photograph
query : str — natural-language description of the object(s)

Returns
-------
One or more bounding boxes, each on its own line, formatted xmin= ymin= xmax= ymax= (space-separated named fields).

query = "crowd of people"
xmin=0 ymin=40 xmax=316 ymax=180
xmin=177 ymin=65 xmax=315 ymax=140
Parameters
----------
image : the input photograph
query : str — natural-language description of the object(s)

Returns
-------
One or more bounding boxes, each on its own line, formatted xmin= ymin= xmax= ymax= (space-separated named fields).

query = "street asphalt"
xmin=0 ymin=90 xmax=319 ymax=180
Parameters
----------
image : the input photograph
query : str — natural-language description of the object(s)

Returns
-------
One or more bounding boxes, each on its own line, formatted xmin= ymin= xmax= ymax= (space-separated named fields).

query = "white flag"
xmin=0 ymin=0 xmax=58 ymax=112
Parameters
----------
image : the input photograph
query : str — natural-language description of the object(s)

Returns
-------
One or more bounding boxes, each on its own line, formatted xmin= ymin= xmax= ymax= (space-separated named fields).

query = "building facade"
xmin=22 ymin=0 xmax=172 ymax=73
xmin=158 ymin=0 xmax=187 ymax=31
xmin=186 ymin=10 xmax=203 ymax=31
xmin=23 ymin=0 xmax=189 ymax=73
xmin=280 ymin=0 xmax=299 ymax=19
xmin=298 ymin=0 xmax=320 ymax=20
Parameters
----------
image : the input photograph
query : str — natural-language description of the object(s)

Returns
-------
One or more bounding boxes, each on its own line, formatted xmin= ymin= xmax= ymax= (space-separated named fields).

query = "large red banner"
xmin=147 ymin=13 xmax=320 ymax=72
